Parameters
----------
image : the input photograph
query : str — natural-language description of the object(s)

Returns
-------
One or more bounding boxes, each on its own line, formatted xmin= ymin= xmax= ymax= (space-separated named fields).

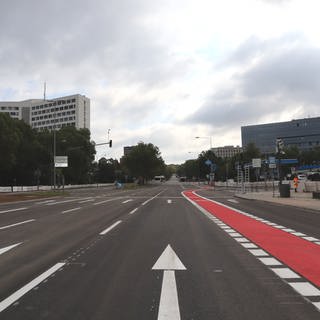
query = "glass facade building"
xmin=241 ymin=117 xmax=320 ymax=154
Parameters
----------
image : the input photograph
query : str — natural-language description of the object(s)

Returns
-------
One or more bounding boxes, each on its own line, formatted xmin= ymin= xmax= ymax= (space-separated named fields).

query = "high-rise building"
xmin=0 ymin=94 xmax=90 ymax=131
xmin=241 ymin=117 xmax=320 ymax=154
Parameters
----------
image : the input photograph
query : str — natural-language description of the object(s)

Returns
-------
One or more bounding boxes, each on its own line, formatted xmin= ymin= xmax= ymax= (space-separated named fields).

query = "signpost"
xmin=54 ymin=156 xmax=68 ymax=168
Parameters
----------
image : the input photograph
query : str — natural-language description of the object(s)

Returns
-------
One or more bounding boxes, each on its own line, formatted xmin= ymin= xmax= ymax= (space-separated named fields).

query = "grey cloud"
xmin=187 ymin=37 xmax=320 ymax=129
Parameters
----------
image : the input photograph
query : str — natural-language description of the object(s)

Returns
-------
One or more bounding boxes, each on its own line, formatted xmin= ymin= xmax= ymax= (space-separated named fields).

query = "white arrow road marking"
xmin=0 ymin=262 xmax=65 ymax=312
xmin=167 ymin=200 xmax=172 ymax=204
xmin=152 ymin=245 xmax=186 ymax=320
xmin=0 ymin=243 xmax=22 ymax=256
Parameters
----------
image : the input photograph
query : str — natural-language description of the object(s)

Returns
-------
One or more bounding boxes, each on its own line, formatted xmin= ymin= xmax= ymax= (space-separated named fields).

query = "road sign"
xmin=205 ymin=159 xmax=212 ymax=166
xmin=54 ymin=156 xmax=68 ymax=168
xmin=252 ymin=158 xmax=261 ymax=168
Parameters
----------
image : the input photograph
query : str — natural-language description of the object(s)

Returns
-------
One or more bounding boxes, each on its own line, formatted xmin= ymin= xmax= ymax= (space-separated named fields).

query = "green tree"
xmin=121 ymin=142 xmax=165 ymax=184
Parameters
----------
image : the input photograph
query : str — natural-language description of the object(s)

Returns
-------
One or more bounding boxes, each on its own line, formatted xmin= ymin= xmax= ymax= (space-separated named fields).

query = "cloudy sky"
xmin=1 ymin=0 xmax=320 ymax=163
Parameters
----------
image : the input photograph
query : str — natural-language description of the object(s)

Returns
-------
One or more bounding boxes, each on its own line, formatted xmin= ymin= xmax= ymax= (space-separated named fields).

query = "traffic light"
xmin=109 ymin=139 xmax=112 ymax=148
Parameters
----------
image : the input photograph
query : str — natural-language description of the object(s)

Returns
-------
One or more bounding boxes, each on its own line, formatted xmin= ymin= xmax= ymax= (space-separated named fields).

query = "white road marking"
xmin=270 ymin=268 xmax=301 ymax=279
xmin=129 ymin=208 xmax=138 ymax=215
xmin=93 ymin=198 xmax=121 ymax=205
xmin=0 ymin=262 xmax=65 ymax=312
xmin=224 ymin=229 xmax=236 ymax=233
xmin=313 ymin=302 xmax=320 ymax=311
xmin=152 ymin=245 xmax=186 ymax=320
xmin=234 ymin=237 xmax=250 ymax=243
xmin=0 ymin=207 xmax=28 ymax=214
xmin=258 ymin=257 xmax=282 ymax=266
xmin=241 ymin=243 xmax=258 ymax=249
xmin=61 ymin=207 xmax=81 ymax=214
xmin=142 ymin=191 xmax=165 ymax=206
xmin=288 ymin=282 xmax=320 ymax=296
xmin=122 ymin=199 xmax=133 ymax=204
xmin=79 ymin=199 xmax=95 ymax=203
xmin=229 ymin=232 xmax=242 ymax=237
xmin=291 ymin=232 xmax=306 ymax=237
xmin=46 ymin=198 xmax=85 ymax=205
xmin=0 ymin=243 xmax=22 ymax=256
xmin=248 ymin=249 xmax=269 ymax=257
xmin=0 ymin=219 xmax=35 ymax=230
xmin=35 ymin=200 xmax=55 ymax=204
xmin=227 ymin=199 xmax=239 ymax=204
xmin=99 ymin=220 xmax=122 ymax=235
xmin=302 ymin=236 xmax=319 ymax=242
xmin=167 ymin=199 xmax=172 ymax=204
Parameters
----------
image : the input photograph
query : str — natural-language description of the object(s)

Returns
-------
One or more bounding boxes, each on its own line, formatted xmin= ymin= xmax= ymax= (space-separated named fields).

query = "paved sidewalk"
xmin=235 ymin=190 xmax=320 ymax=212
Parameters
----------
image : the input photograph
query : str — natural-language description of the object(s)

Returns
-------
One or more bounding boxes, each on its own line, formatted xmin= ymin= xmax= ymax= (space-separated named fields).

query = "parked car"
xmin=307 ymin=172 xmax=320 ymax=181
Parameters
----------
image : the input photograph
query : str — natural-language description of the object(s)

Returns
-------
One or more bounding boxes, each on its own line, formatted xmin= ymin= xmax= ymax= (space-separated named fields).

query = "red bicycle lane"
xmin=183 ymin=190 xmax=320 ymax=288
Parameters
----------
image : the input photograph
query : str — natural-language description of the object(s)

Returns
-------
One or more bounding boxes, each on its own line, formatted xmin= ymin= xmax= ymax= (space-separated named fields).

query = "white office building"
xmin=212 ymin=145 xmax=243 ymax=158
xmin=0 ymin=94 xmax=90 ymax=131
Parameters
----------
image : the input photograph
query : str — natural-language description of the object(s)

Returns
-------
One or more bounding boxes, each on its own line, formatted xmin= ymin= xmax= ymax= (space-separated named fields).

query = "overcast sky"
xmin=1 ymin=0 xmax=319 ymax=163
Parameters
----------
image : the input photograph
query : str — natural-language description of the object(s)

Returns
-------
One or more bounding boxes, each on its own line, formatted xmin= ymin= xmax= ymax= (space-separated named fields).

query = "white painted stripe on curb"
xmin=270 ymin=268 xmax=301 ymax=279
xmin=0 ymin=243 xmax=22 ymax=256
xmin=61 ymin=207 xmax=81 ymax=214
xmin=288 ymin=282 xmax=320 ymax=296
xmin=0 ymin=207 xmax=28 ymax=214
xmin=99 ymin=221 xmax=122 ymax=235
xmin=0 ymin=219 xmax=35 ymax=230
xmin=241 ymin=243 xmax=258 ymax=249
xmin=0 ymin=262 xmax=65 ymax=312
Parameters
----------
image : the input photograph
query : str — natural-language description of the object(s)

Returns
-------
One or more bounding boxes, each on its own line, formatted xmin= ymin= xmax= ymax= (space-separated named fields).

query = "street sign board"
xmin=205 ymin=159 xmax=212 ymax=166
xmin=252 ymin=158 xmax=261 ymax=168
xmin=55 ymin=156 xmax=68 ymax=168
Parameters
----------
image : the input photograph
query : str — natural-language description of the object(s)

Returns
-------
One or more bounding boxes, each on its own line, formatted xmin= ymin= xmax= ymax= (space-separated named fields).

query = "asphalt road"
xmin=0 ymin=181 xmax=319 ymax=319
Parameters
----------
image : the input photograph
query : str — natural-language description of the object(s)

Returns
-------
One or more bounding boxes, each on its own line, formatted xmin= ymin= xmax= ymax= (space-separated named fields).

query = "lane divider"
xmin=182 ymin=190 xmax=320 ymax=312
xmin=0 ymin=207 xmax=28 ymax=214
xmin=61 ymin=207 xmax=81 ymax=214
xmin=142 ymin=191 xmax=165 ymax=206
xmin=0 ymin=219 xmax=35 ymax=230
xmin=0 ymin=242 xmax=22 ymax=256
xmin=0 ymin=262 xmax=65 ymax=312
xmin=99 ymin=220 xmax=122 ymax=235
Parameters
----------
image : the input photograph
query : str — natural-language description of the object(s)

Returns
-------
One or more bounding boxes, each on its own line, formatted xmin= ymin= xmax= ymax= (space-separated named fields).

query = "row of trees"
xmin=0 ymin=113 xmax=171 ymax=186
xmin=177 ymin=143 xmax=320 ymax=182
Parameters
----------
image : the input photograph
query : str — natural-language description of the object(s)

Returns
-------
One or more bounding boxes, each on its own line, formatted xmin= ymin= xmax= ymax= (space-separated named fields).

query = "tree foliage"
xmin=121 ymin=142 xmax=165 ymax=183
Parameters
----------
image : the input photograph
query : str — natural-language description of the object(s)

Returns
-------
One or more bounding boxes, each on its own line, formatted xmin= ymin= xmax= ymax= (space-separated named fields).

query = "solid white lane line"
xmin=61 ymin=207 xmax=81 ymax=214
xmin=288 ymin=282 xmax=320 ymax=296
xmin=129 ymin=208 xmax=138 ymax=215
xmin=258 ymin=257 xmax=282 ymax=266
xmin=122 ymin=199 xmax=133 ymax=204
xmin=142 ymin=191 xmax=165 ymax=206
xmin=0 ymin=262 xmax=65 ymax=312
xmin=270 ymin=268 xmax=301 ymax=279
xmin=0 ymin=219 xmax=35 ymax=230
xmin=99 ymin=221 xmax=122 ymax=235
xmin=0 ymin=243 xmax=22 ymax=256
xmin=0 ymin=207 xmax=28 ymax=214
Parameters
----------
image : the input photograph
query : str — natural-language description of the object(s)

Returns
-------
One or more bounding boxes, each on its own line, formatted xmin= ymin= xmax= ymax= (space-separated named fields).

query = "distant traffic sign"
xmin=54 ymin=156 xmax=68 ymax=168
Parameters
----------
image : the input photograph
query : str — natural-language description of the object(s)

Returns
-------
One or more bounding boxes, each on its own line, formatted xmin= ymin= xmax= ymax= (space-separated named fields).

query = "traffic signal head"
xmin=109 ymin=139 xmax=112 ymax=148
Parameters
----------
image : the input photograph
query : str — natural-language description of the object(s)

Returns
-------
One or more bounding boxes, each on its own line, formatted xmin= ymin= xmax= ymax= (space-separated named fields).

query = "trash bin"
xmin=279 ymin=183 xmax=290 ymax=198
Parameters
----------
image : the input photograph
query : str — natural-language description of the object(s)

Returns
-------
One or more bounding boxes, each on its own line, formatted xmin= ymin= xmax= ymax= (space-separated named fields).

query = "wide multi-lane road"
xmin=0 ymin=181 xmax=319 ymax=319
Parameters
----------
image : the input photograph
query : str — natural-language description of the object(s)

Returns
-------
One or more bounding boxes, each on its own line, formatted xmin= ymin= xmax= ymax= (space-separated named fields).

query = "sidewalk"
xmin=235 ymin=190 xmax=320 ymax=212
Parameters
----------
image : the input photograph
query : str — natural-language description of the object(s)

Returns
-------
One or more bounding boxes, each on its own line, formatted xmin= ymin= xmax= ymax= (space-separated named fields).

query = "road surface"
xmin=0 ymin=181 xmax=319 ymax=319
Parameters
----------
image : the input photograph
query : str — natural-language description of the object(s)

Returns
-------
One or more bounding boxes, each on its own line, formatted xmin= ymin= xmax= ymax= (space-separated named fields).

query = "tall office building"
xmin=241 ymin=117 xmax=320 ymax=154
xmin=0 ymin=94 xmax=90 ymax=131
